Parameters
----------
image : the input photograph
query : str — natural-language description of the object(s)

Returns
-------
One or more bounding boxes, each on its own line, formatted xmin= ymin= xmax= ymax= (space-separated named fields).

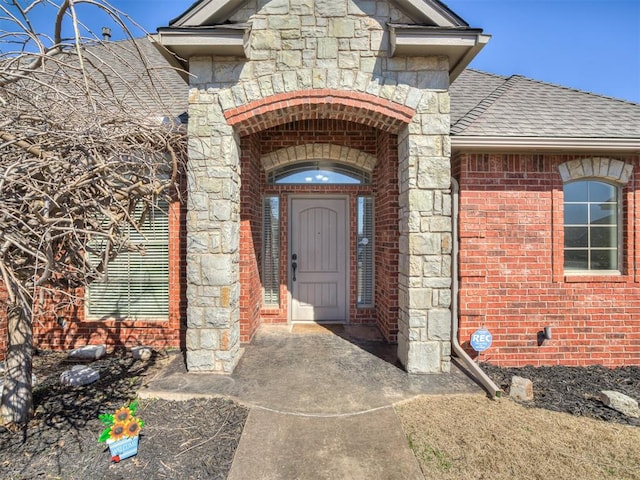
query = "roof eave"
xmin=172 ymin=0 xmax=469 ymax=27
xmin=389 ymin=26 xmax=490 ymax=82
xmin=451 ymin=136 xmax=640 ymax=153
xmin=154 ymin=25 xmax=249 ymax=59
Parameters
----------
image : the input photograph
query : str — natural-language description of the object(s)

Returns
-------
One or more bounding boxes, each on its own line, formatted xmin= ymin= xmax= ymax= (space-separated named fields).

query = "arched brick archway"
xmin=261 ymin=144 xmax=378 ymax=173
xmin=224 ymin=89 xmax=415 ymax=136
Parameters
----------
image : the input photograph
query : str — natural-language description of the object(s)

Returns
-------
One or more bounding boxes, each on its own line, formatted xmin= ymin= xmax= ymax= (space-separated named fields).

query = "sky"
xmin=11 ymin=0 xmax=640 ymax=103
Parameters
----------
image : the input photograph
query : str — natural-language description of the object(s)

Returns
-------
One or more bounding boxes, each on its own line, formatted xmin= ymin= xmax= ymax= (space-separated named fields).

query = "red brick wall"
xmin=374 ymin=131 xmax=400 ymax=342
xmin=236 ymin=119 xmax=399 ymax=341
xmin=455 ymin=152 xmax=640 ymax=366
xmin=240 ymin=134 xmax=264 ymax=342
xmin=0 ymin=199 xmax=186 ymax=355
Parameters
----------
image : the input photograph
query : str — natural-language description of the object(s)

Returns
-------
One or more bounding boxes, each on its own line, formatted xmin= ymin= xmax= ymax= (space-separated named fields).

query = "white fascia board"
xmin=155 ymin=26 xmax=248 ymax=58
xmin=170 ymin=0 xmax=245 ymax=27
xmin=451 ymin=136 xmax=640 ymax=153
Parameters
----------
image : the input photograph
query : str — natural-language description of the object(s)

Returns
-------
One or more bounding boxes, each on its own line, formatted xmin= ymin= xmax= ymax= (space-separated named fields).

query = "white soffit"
xmin=389 ymin=25 xmax=490 ymax=81
xmin=154 ymin=25 xmax=248 ymax=58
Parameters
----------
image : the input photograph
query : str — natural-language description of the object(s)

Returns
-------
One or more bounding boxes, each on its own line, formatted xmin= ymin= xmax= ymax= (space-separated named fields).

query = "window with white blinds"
xmin=86 ymin=202 xmax=169 ymax=319
xmin=357 ymin=196 xmax=374 ymax=306
xmin=262 ymin=196 xmax=280 ymax=305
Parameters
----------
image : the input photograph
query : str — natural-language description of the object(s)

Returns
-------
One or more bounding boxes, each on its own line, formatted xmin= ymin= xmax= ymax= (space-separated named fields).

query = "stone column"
xmin=397 ymin=90 xmax=452 ymax=374
xmin=184 ymin=88 xmax=241 ymax=373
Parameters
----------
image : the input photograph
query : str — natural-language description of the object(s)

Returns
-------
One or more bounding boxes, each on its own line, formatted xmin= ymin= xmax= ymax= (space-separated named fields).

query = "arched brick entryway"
xmin=186 ymin=79 xmax=454 ymax=375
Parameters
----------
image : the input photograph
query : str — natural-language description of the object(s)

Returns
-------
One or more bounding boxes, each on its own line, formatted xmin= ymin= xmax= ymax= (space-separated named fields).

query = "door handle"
xmin=292 ymin=254 xmax=297 ymax=282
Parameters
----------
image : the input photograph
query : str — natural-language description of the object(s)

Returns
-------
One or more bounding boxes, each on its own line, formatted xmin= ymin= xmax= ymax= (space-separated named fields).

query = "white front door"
xmin=290 ymin=197 xmax=348 ymax=322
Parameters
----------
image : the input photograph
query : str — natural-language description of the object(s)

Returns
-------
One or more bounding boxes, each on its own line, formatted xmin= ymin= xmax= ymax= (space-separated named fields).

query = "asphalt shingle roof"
xmin=450 ymin=69 xmax=640 ymax=139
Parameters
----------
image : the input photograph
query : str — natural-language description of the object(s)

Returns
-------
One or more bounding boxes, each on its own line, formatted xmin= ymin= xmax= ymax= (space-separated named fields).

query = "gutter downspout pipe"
xmin=451 ymin=177 xmax=501 ymax=398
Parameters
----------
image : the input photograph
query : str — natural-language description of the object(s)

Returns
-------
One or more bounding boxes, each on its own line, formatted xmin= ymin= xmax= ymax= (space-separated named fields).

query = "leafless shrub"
xmin=0 ymin=0 xmax=186 ymax=425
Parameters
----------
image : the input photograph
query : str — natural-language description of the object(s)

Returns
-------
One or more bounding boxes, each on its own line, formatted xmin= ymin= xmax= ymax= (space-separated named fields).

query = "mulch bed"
xmin=483 ymin=363 xmax=640 ymax=427
xmin=0 ymin=350 xmax=248 ymax=480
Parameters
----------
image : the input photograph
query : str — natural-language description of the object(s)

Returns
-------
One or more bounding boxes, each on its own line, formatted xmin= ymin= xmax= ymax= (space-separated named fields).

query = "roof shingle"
xmin=451 ymin=69 xmax=640 ymax=139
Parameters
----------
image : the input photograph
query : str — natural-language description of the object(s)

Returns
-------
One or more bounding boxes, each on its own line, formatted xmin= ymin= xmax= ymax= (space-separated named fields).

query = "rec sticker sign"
xmin=470 ymin=328 xmax=492 ymax=352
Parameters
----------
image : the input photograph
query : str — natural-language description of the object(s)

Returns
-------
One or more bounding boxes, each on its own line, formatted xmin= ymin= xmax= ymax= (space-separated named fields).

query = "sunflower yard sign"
xmin=98 ymin=401 xmax=144 ymax=462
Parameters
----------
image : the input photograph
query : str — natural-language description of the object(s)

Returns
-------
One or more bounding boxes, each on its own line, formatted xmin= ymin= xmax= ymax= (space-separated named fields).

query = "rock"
xmin=131 ymin=346 xmax=153 ymax=361
xmin=60 ymin=365 xmax=100 ymax=386
xmin=599 ymin=391 xmax=640 ymax=418
xmin=68 ymin=345 xmax=106 ymax=361
xmin=510 ymin=375 xmax=534 ymax=401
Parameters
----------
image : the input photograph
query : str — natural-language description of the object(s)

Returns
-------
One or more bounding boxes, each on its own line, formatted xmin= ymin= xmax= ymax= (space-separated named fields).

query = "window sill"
xmin=564 ymin=273 xmax=627 ymax=283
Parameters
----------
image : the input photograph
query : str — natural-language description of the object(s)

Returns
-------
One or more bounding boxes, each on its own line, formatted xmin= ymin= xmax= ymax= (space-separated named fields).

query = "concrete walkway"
xmin=140 ymin=325 xmax=482 ymax=479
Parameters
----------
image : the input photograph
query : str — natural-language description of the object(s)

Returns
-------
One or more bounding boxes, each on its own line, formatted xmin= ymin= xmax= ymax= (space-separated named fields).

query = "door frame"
xmin=287 ymin=194 xmax=350 ymax=325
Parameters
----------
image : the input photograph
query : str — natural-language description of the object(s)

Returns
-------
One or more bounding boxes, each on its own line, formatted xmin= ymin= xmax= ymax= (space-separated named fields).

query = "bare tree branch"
xmin=0 ymin=0 xmax=187 ymax=425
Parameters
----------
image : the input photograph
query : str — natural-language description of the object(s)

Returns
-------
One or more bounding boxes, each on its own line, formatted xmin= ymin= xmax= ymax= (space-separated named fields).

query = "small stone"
xmin=60 ymin=366 xmax=100 ymax=386
xmin=131 ymin=346 xmax=153 ymax=361
xmin=510 ymin=376 xmax=534 ymax=401
xmin=599 ymin=390 xmax=640 ymax=418
xmin=68 ymin=344 xmax=106 ymax=361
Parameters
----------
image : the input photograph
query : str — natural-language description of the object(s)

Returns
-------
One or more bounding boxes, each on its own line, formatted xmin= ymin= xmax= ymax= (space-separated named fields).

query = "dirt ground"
xmin=0 ymin=350 xmax=248 ymax=480
xmin=1 ymin=351 xmax=639 ymax=479
xmin=397 ymin=364 xmax=640 ymax=480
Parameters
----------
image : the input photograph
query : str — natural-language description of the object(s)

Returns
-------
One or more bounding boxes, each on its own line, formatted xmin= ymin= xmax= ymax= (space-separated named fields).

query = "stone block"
xmin=510 ymin=376 xmax=534 ymax=401
xmin=200 ymin=329 xmax=220 ymax=350
xmin=409 ymin=232 xmax=440 ymax=255
xmin=408 ymin=288 xmax=432 ymax=309
xmin=205 ymin=308 xmax=232 ymax=328
xmin=261 ymin=0 xmax=289 ymax=14
xmin=60 ymin=365 xmax=100 ymax=386
xmin=317 ymin=38 xmax=338 ymax=59
xmin=201 ymin=254 xmax=233 ymax=286
xmin=186 ymin=350 xmax=215 ymax=372
xmin=405 ymin=341 xmax=441 ymax=374
xmin=599 ymin=391 xmax=640 ymax=418
xmin=251 ymin=30 xmax=282 ymax=51
xmin=131 ymin=346 xmax=153 ymax=361
xmin=68 ymin=345 xmax=106 ymax=361
xmin=428 ymin=309 xmax=451 ymax=340
xmin=315 ymin=0 xmax=346 ymax=16
xmin=330 ymin=18 xmax=355 ymax=38
xmin=417 ymin=157 xmax=450 ymax=189
xmin=269 ymin=15 xmax=300 ymax=30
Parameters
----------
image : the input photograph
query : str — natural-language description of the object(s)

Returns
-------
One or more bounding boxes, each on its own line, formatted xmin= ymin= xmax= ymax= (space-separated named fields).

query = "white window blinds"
xmin=86 ymin=202 xmax=169 ymax=319
xmin=262 ymin=196 xmax=280 ymax=305
xmin=357 ymin=196 xmax=374 ymax=306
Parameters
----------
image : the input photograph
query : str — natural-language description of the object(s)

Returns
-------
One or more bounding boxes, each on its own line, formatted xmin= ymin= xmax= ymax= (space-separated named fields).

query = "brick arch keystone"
xmin=224 ymin=89 xmax=415 ymax=136
xmin=558 ymin=157 xmax=634 ymax=184
xmin=261 ymin=144 xmax=377 ymax=173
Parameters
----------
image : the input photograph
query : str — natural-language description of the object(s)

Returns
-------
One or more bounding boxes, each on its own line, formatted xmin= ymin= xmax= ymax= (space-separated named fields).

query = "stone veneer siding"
xmin=185 ymin=0 xmax=453 ymax=373
xmin=455 ymin=152 xmax=640 ymax=367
